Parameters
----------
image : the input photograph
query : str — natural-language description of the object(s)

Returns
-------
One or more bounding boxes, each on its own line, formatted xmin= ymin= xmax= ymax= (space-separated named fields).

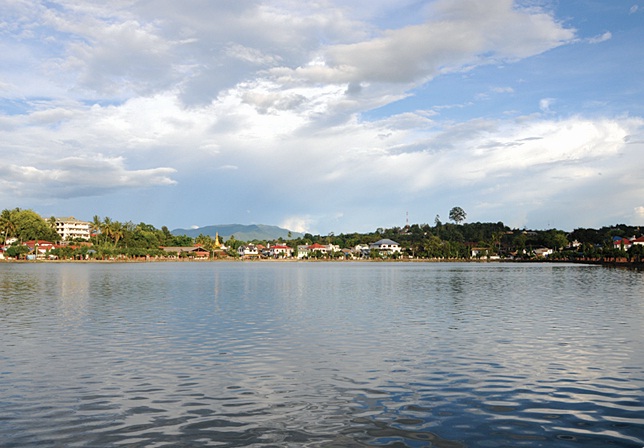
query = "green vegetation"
xmin=1 ymin=210 xmax=197 ymax=260
xmin=1 ymin=208 xmax=59 ymax=243
xmin=1 ymin=207 xmax=643 ymax=263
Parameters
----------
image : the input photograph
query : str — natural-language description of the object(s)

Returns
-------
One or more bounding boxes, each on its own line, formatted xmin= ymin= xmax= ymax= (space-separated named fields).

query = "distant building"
xmin=55 ymin=217 xmax=91 ymax=241
xmin=613 ymin=237 xmax=632 ymax=250
xmin=353 ymin=244 xmax=370 ymax=258
xmin=23 ymin=240 xmax=58 ymax=259
xmin=269 ymin=244 xmax=293 ymax=258
xmin=297 ymin=243 xmax=339 ymax=259
xmin=238 ymin=244 xmax=259 ymax=258
xmin=471 ymin=247 xmax=489 ymax=258
xmin=161 ymin=246 xmax=210 ymax=258
xmin=534 ymin=248 xmax=553 ymax=258
xmin=369 ymin=239 xmax=401 ymax=255
xmin=632 ymin=236 xmax=644 ymax=246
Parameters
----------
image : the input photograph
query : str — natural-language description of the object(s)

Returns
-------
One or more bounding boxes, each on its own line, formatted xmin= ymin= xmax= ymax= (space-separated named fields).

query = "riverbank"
xmin=3 ymin=256 xmax=643 ymax=269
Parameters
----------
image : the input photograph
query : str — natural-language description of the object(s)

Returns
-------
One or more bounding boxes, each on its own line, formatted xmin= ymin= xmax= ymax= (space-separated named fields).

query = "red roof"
xmin=308 ymin=243 xmax=326 ymax=249
xmin=23 ymin=240 xmax=55 ymax=248
xmin=633 ymin=236 xmax=644 ymax=243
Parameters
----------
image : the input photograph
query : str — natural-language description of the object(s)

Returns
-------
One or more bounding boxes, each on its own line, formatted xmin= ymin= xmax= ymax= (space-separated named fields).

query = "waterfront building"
xmin=55 ymin=217 xmax=91 ymax=241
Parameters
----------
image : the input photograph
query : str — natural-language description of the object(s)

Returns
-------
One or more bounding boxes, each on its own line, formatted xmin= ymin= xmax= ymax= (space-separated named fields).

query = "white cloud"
xmin=224 ymin=43 xmax=282 ymax=66
xmin=539 ymin=98 xmax=555 ymax=113
xmin=492 ymin=86 xmax=515 ymax=94
xmin=272 ymin=0 xmax=574 ymax=87
xmin=0 ymin=155 xmax=176 ymax=199
xmin=4 ymin=78 xmax=639 ymax=231
xmin=587 ymin=31 xmax=612 ymax=44
xmin=241 ymin=90 xmax=307 ymax=114
xmin=280 ymin=216 xmax=314 ymax=234
xmin=0 ymin=0 xmax=575 ymax=108
xmin=635 ymin=206 xmax=644 ymax=219
xmin=0 ymin=0 xmax=641 ymax=232
xmin=67 ymin=20 xmax=178 ymax=96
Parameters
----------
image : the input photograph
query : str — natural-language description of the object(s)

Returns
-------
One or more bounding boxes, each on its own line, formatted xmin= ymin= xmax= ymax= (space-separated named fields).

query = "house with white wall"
xmin=268 ymin=244 xmax=293 ymax=258
xmin=631 ymin=236 xmax=644 ymax=246
xmin=613 ymin=237 xmax=632 ymax=250
xmin=55 ymin=217 xmax=91 ymax=241
xmin=238 ymin=244 xmax=259 ymax=257
xmin=369 ymin=239 xmax=401 ymax=255
xmin=297 ymin=243 xmax=339 ymax=258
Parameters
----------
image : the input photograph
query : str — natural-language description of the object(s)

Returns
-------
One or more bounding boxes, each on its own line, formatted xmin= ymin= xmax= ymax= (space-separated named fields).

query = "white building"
xmin=632 ymin=236 xmax=644 ymax=246
xmin=353 ymin=244 xmax=370 ymax=258
xmin=55 ymin=217 xmax=91 ymax=241
xmin=533 ymin=247 xmax=554 ymax=258
xmin=369 ymin=239 xmax=402 ymax=255
xmin=268 ymin=244 xmax=294 ymax=258
xmin=297 ymin=243 xmax=339 ymax=258
xmin=238 ymin=244 xmax=259 ymax=257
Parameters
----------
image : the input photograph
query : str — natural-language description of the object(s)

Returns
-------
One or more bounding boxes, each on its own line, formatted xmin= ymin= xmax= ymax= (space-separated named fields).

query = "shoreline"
xmin=2 ymin=257 xmax=643 ymax=269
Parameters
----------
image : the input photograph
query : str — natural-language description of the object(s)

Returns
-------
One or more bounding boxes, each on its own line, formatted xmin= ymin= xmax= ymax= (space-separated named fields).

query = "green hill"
xmin=171 ymin=224 xmax=303 ymax=242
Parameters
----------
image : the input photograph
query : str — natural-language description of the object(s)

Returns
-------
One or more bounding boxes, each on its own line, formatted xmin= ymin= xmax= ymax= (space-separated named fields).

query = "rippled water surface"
xmin=1 ymin=262 xmax=643 ymax=447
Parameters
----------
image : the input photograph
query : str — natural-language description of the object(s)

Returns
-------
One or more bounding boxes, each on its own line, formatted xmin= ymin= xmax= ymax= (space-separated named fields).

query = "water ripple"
xmin=1 ymin=262 xmax=643 ymax=447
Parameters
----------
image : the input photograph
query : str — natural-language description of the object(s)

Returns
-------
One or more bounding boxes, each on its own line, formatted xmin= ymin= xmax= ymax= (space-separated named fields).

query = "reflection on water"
xmin=1 ymin=262 xmax=643 ymax=447
xmin=58 ymin=264 xmax=90 ymax=324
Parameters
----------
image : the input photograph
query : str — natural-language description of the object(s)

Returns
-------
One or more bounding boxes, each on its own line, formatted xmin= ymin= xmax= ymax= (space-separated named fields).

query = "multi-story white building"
xmin=55 ymin=217 xmax=91 ymax=241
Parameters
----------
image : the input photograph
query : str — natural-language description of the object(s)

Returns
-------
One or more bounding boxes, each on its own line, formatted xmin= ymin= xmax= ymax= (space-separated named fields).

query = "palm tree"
xmin=0 ymin=208 xmax=18 ymax=244
xmin=90 ymin=215 xmax=102 ymax=242
xmin=102 ymin=217 xmax=114 ymax=244
xmin=47 ymin=216 xmax=59 ymax=242
xmin=100 ymin=217 xmax=125 ymax=247
xmin=111 ymin=221 xmax=124 ymax=247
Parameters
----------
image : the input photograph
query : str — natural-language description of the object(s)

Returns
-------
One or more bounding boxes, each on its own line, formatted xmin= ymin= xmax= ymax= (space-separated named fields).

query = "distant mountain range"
xmin=171 ymin=224 xmax=303 ymax=242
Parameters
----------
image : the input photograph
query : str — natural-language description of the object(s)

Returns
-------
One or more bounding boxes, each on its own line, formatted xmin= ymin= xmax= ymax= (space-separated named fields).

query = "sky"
xmin=1 ymin=0 xmax=643 ymax=235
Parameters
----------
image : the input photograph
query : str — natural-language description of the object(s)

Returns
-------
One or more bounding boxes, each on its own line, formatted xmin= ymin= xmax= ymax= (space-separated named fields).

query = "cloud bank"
xmin=0 ymin=0 xmax=642 ymax=233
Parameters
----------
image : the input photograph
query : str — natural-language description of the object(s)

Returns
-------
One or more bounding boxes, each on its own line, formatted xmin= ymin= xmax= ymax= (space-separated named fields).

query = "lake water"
xmin=1 ymin=262 xmax=643 ymax=447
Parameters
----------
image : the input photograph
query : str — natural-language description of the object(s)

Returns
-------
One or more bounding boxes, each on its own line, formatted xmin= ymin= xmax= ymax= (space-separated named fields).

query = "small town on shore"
xmin=1 ymin=207 xmax=643 ymax=264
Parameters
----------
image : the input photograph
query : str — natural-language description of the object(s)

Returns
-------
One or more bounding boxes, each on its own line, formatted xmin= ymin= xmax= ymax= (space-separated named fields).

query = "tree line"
xmin=1 ymin=207 xmax=642 ymax=262
xmin=0 ymin=209 xmax=194 ymax=259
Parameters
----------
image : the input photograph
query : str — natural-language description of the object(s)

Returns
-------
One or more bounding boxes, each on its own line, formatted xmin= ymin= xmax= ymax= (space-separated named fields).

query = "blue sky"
xmin=1 ymin=0 xmax=643 ymax=234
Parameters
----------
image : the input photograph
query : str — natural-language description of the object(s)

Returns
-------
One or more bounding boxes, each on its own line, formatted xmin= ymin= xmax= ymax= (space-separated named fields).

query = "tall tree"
xmin=449 ymin=207 xmax=467 ymax=225
xmin=195 ymin=234 xmax=215 ymax=252
xmin=102 ymin=217 xmax=115 ymax=245
xmin=161 ymin=226 xmax=173 ymax=245
xmin=0 ymin=208 xmax=17 ymax=244
xmin=491 ymin=231 xmax=503 ymax=254
xmin=111 ymin=221 xmax=124 ymax=247
xmin=90 ymin=215 xmax=102 ymax=243
xmin=11 ymin=209 xmax=59 ymax=242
